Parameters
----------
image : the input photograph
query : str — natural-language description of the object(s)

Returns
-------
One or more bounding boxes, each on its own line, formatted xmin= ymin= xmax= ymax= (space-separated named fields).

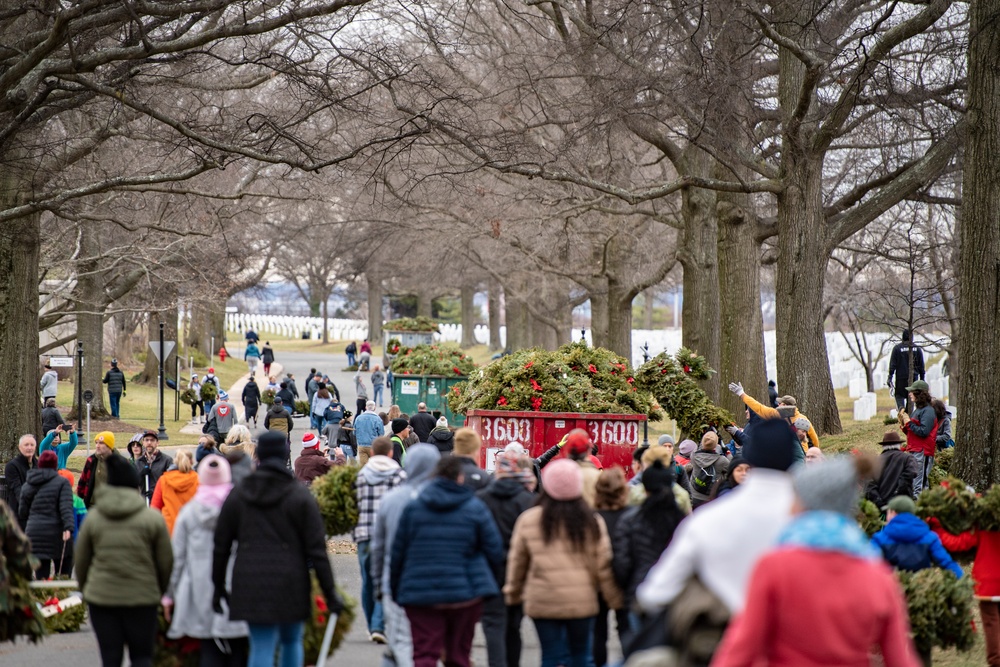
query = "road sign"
xmin=148 ymin=340 xmax=176 ymax=361
xmin=83 ymin=390 xmax=94 ymax=403
xmin=49 ymin=356 xmax=73 ymax=367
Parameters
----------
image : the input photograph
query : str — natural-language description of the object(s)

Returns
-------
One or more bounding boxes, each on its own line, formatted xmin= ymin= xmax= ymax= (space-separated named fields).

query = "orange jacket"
xmin=151 ymin=470 xmax=199 ymax=534
xmin=742 ymin=393 xmax=819 ymax=450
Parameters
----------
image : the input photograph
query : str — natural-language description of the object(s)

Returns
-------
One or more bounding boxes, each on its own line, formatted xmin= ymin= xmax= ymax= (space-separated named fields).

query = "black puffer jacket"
xmin=41 ymin=406 xmax=67 ymax=436
xmin=213 ymin=461 xmax=337 ymax=624
xmin=611 ymin=501 xmax=683 ymax=607
xmin=19 ymin=469 xmax=74 ymax=560
xmin=476 ymin=478 xmax=535 ymax=584
xmin=426 ymin=427 xmax=454 ymax=454
xmin=4 ymin=454 xmax=36 ymax=526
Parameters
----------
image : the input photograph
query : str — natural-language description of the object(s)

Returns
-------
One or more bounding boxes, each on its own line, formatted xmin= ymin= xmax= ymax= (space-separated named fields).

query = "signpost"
xmin=148 ymin=324 xmax=174 ymax=440
xmin=75 ymin=344 xmax=84 ymax=434
xmin=83 ymin=390 xmax=94 ymax=457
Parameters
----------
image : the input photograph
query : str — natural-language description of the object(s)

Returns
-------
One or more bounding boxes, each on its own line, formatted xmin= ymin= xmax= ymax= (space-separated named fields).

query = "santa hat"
xmin=302 ymin=433 xmax=319 ymax=449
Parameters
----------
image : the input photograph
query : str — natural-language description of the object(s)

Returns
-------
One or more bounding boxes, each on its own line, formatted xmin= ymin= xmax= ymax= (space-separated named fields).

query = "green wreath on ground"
xmin=633 ymin=348 xmax=734 ymax=437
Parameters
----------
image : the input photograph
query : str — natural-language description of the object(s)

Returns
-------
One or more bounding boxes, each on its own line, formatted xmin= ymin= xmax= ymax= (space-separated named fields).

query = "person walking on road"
xmin=41 ymin=397 xmax=67 ymax=435
xmin=19 ymin=449 xmax=74 ymax=579
xmin=371 ymin=365 xmax=386 ymax=407
xmin=76 ymin=453 xmax=174 ymax=667
xmin=244 ymin=341 xmax=261 ymax=375
xmin=208 ymin=391 xmax=238 ymax=444
xmin=391 ymin=456 xmax=505 ymax=667
xmin=409 ymin=403 xmax=437 ymax=443
xmin=354 ymin=437 xmax=405 ymax=644
xmin=264 ymin=396 xmax=293 ymax=444
xmin=150 ymin=450 xmax=200 ymax=535
xmin=261 ymin=342 xmax=275 ymax=376
xmin=163 ymin=454 xmax=249 ymax=666
xmin=354 ymin=372 xmax=369 ymax=416
xmin=138 ymin=431 xmax=173 ymax=505
xmin=214 ymin=430 xmax=344 ymax=667
xmin=41 ymin=361 xmax=59 ymax=404
xmin=189 ymin=373 xmax=206 ymax=424
xmin=102 ymin=359 xmax=127 ymax=419
xmin=346 ymin=341 xmax=358 ymax=368
xmin=242 ymin=375 xmax=262 ymax=429
xmin=77 ymin=432 xmax=119 ymax=509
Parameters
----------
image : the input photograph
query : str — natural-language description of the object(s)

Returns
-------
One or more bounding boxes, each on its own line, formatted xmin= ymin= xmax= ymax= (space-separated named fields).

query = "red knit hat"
xmin=38 ymin=450 xmax=58 ymax=469
xmin=302 ymin=433 xmax=319 ymax=449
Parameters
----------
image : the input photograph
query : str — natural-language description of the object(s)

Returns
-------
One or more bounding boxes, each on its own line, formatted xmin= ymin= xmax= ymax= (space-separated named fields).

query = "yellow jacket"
xmin=742 ymin=394 xmax=819 ymax=450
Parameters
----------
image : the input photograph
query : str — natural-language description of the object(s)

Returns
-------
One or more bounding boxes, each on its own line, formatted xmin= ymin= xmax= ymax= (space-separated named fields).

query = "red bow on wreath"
xmin=530 ymin=379 xmax=542 ymax=392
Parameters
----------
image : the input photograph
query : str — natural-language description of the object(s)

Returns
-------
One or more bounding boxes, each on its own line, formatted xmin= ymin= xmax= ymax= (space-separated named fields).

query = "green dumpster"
xmin=391 ymin=374 xmax=467 ymax=426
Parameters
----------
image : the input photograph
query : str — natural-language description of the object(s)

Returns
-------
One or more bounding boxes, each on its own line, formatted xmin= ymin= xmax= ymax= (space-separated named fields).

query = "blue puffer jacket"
xmin=390 ymin=478 xmax=504 ymax=606
xmin=871 ymin=512 xmax=964 ymax=579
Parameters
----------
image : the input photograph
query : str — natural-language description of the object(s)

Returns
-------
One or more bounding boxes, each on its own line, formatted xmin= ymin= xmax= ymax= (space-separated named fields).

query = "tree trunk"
xmin=0 ymin=210 xmax=41 ymax=462
xmin=954 ymin=0 xmax=1000 ymax=488
xmin=589 ymin=287 xmax=609 ymax=350
xmin=138 ymin=297 xmax=179 ymax=385
xmin=460 ymin=285 xmax=477 ymax=348
xmin=606 ymin=282 xmax=635 ymax=360
xmin=679 ymin=148 xmax=722 ymax=400
xmin=366 ymin=272 xmax=383 ymax=345
xmin=505 ymin=296 xmax=528 ymax=351
xmin=74 ymin=223 xmax=108 ymax=417
xmin=488 ymin=283 xmax=502 ymax=351
xmin=717 ymin=198 xmax=767 ymax=418
xmin=416 ymin=290 xmax=433 ymax=318
xmin=642 ymin=288 xmax=655 ymax=330
xmin=322 ymin=297 xmax=329 ymax=344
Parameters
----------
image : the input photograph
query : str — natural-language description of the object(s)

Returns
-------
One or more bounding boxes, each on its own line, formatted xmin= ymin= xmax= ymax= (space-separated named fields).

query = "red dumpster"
xmin=465 ymin=409 xmax=647 ymax=476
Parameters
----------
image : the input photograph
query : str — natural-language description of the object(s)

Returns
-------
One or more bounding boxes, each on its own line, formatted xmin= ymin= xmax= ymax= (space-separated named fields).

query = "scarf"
xmin=194 ymin=483 xmax=233 ymax=509
xmin=777 ymin=511 xmax=879 ymax=560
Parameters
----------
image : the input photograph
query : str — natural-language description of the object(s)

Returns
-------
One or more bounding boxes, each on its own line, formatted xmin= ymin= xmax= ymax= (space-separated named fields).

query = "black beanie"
xmin=742 ymin=418 xmax=798 ymax=471
xmin=391 ymin=418 xmax=409 ymax=435
xmin=257 ymin=430 xmax=289 ymax=462
xmin=642 ymin=459 xmax=675 ymax=494
xmin=106 ymin=453 xmax=141 ymax=489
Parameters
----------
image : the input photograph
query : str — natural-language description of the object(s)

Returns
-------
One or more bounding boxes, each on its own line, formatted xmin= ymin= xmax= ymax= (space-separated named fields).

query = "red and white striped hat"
xmin=302 ymin=433 xmax=319 ymax=449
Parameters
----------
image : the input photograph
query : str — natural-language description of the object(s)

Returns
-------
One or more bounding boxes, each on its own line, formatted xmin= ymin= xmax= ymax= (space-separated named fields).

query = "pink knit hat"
xmin=198 ymin=454 xmax=231 ymax=486
xmin=541 ymin=459 xmax=583 ymax=501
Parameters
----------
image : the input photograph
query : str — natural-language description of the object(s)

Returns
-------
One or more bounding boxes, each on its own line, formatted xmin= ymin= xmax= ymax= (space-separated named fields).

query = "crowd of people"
xmin=2 ymin=336 xmax=979 ymax=667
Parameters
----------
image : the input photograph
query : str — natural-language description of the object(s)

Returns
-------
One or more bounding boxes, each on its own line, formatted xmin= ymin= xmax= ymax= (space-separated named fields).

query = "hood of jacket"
xmin=237 ymin=464 xmax=295 ymax=507
xmin=419 ymin=478 xmax=474 ymax=512
xmin=360 ymin=455 xmax=402 ymax=484
xmin=402 ymin=444 xmax=441 ymax=486
xmin=163 ymin=470 xmax=199 ymax=494
xmin=93 ymin=486 xmax=148 ymax=519
xmin=26 ymin=467 xmax=59 ymax=485
xmin=428 ymin=427 xmax=453 ymax=442
xmin=691 ymin=450 xmax=724 ymax=467
xmin=883 ymin=512 xmax=933 ymax=543
xmin=186 ymin=498 xmax=222 ymax=529
xmin=267 ymin=403 xmax=288 ymax=417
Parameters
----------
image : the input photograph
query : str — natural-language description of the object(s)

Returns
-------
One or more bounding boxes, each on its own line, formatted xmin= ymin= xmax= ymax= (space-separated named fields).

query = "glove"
xmin=326 ymin=588 xmax=345 ymax=615
xmin=724 ymin=424 xmax=737 ymax=435
xmin=727 ymin=382 xmax=744 ymax=397
xmin=122 ymin=391 xmax=126 ymax=397
xmin=212 ymin=591 xmax=227 ymax=615
xmin=557 ymin=434 xmax=569 ymax=449
xmin=887 ymin=377 xmax=893 ymax=391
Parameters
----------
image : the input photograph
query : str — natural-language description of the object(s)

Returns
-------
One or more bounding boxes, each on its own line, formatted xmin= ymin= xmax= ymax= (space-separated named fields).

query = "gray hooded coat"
xmin=167 ymin=496 xmax=248 ymax=640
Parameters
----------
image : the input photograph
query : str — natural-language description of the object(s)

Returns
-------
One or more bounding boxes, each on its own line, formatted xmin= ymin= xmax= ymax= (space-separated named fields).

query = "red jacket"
xmin=712 ymin=548 xmax=920 ymax=667
xmin=931 ymin=521 xmax=1000 ymax=597
xmin=902 ymin=415 xmax=938 ymax=456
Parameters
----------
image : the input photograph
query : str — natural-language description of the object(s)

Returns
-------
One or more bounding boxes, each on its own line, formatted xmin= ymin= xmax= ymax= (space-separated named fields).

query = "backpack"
xmin=692 ymin=457 xmax=718 ymax=494
xmin=324 ymin=402 xmax=345 ymax=424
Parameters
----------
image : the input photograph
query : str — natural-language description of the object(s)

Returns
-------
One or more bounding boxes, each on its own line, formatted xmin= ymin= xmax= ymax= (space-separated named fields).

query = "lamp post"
xmin=641 ymin=342 xmax=650 ymax=447
xmin=83 ymin=390 xmax=93 ymax=458
xmin=75 ymin=343 xmax=84 ymax=434
xmin=157 ymin=322 xmax=169 ymax=440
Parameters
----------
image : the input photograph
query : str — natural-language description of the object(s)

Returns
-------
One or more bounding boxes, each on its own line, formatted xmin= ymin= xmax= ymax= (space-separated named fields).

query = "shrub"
xmin=897 ymin=568 xmax=975 ymax=655
xmin=311 ymin=466 xmax=360 ymax=536
xmin=391 ymin=343 xmax=476 ymax=376
xmin=916 ymin=476 xmax=977 ymax=535
xmin=383 ymin=316 xmax=440 ymax=332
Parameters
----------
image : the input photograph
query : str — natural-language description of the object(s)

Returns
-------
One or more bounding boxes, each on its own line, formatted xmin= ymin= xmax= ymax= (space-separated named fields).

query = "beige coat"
xmin=504 ymin=506 xmax=623 ymax=619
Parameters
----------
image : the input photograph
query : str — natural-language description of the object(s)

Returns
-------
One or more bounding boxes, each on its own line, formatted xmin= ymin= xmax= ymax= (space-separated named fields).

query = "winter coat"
xmin=103 ymin=367 xmax=126 ymax=395
xmin=767 ymin=384 xmax=779 ymax=408
xmin=224 ymin=449 xmax=254 ymax=487
xmin=477 ymin=478 xmax=536 ymax=584
xmin=459 ymin=456 xmax=490 ymax=492
xmin=865 ymin=447 xmax=919 ymax=508
xmin=354 ymin=456 xmax=405 ymax=542
xmin=264 ymin=404 xmax=292 ymax=435
xmin=242 ymin=382 xmax=261 ymax=410
xmin=612 ymin=503 xmax=683 ymax=607
xmin=244 ymin=343 xmax=261 ymax=360
xmin=712 ymin=549 xmax=919 ymax=667
xmin=40 ymin=369 xmax=59 ymax=398
xmin=505 ymin=506 xmax=623 ymax=619
xmin=76 ymin=485 xmax=174 ymax=607
xmin=687 ymin=450 xmax=730 ymax=503
xmin=41 ymin=406 xmax=67 ymax=436
xmin=903 ymin=406 xmax=938 ymax=456
xmin=888 ymin=341 xmax=925 ymax=398
xmin=260 ymin=345 xmax=275 ymax=364
xmin=19 ymin=468 xmax=74 ymax=560
xmin=213 ymin=462 xmax=337 ymax=624
xmin=409 ymin=411 xmax=437 ymax=443
xmin=353 ymin=411 xmax=384 ymax=449
xmin=138 ymin=450 xmax=174 ymax=502
xmin=311 ymin=393 xmax=332 ymax=418
xmin=167 ymin=498 xmax=248 ymax=640
xmin=390 ymin=478 xmax=504 ymax=606
xmin=4 ymin=454 xmax=36 ymax=525
xmin=934 ymin=524 xmax=1000 ymax=598
xmin=293 ymin=448 xmax=333 ymax=485
xmin=39 ymin=430 xmax=78 ymax=470
xmin=936 ymin=415 xmax=954 ymax=449
xmin=371 ymin=370 xmax=386 ymax=391
xmin=390 ymin=435 xmax=407 ymax=465
xmin=354 ymin=375 xmax=368 ymax=399
xmin=151 ymin=470 xmax=200 ymax=535
xmin=285 ymin=376 xmax=299 ymax=398
xmin=276 ymin=387 xmax=295 ymax=408
xmin=208 ymin=401 xmax=237 ymax=435
xmin=871 ymin=513 xmax=963 ymax=578
xmin=426 ymin=427 xmax=455 ymax=454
